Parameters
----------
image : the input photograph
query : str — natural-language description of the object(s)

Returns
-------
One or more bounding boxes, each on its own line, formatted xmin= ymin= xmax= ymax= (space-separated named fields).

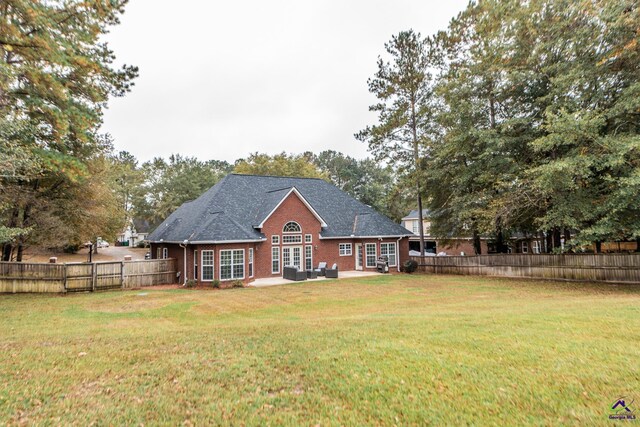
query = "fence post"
xmin=91 ymin=263 xmax=96 ymax=292
xmin=63 ymin=263 xmax=68 ymax=293
xmin=121 ymin=261 xmax=125 ymax=289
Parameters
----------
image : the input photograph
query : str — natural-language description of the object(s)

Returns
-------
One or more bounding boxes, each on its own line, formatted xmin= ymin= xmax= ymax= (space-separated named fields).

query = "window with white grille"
xmin=365 ymin=243 xmax=377 ymax=267
xmin=272 ymin=246 xmax=280 ymax=273
xmin=282 ymin=235 xmax=302 ymax=244
xmin=380 ymin=243 xmax=397 ymax=266
xmin=283 ymin=221 xmax=301 ymax=233
xmin=339 ymin=243 xmax=352 ymax=256
xmin=202 ymin=250 xmax=214 ymax=281
xmin=305 ymin=245 xmax=312 ymax=270
xmin=220 ymin=249 xmax=244 ymax=280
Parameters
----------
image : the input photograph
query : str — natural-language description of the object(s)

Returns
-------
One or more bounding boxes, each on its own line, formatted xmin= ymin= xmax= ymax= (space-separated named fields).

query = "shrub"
xmin=136 ymin=241 xmax=147 ymax=248
xmin=231 ymin=279 xmax=244 ymax=288
xmin=185 ymin=279 xmax=197 ymax=288
xmin=212 ymin=280 xmax=221 ymax=289
xmin=403 ymin=259 xmax=418 ymax=274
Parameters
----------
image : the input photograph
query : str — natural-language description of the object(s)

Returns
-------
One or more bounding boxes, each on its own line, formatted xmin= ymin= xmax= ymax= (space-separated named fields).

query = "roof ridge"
xmin=230 ymin=173 xmax=325 ymax=181
xmin=265 ymin=186 xmax=292 ymax=194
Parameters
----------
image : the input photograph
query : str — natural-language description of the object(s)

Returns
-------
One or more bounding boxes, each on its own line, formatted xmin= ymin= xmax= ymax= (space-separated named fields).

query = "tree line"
xmin=358 ymin=0 xmax=640 ymax=254
xmin=3 ymin=0 xmax=638 ymax=260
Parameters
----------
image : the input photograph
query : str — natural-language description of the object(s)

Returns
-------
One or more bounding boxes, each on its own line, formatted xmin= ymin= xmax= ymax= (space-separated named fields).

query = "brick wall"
xmin=257 ymin=191 xmax=323 ymax=278
xmin=437 ymin=239 xmax=489 ymax=256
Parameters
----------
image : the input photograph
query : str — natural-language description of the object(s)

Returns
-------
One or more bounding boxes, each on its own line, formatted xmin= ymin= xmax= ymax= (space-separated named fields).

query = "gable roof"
xmin=148 ymin=174 xmax=412 ymax=243
xmin=255 ymin=187 xmax=327 ymax=228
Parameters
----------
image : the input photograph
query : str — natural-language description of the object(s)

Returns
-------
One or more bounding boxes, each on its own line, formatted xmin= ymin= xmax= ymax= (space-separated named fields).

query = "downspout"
xmin=397 ymin=236 xmax=403 ymax=272
xmin=179 ymin=240 xmax=188 ymax=286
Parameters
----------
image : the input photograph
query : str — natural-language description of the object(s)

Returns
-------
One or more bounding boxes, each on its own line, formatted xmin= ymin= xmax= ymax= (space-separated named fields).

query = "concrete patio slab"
xmin=250 ymin=270 xmax=383 ymax=287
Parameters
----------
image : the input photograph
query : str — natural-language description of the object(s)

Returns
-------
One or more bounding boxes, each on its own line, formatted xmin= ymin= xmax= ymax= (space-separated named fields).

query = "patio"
xmin=250 ymin=270 xmax=382 ymax=287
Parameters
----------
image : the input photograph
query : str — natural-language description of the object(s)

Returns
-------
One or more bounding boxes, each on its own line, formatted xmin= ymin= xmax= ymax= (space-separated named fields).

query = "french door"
xmin=282 ymin=246 xmax=303 ymax=270
xmin=355 ymin=243 xmax=363 ymax=270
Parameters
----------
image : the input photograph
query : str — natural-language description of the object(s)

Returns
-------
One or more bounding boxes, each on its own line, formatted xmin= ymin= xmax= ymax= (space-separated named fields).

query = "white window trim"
xmin=272 ymin=235 xmax=280 ymax=245
xmin=194 ymin=249 xmax=198 ymax=280
xmin=339 ymin=243 xmax=352 ymax=256
xmin=162 ymin=247 xmax=168 ymax=259
xmin=282 ymin=221 xmax=302 ymax=234
xmin=521 ymin=241 xmax=529 ymax=254
xmin=365 ymin=243 xmax=377 ymax=268
xmin=219 ymin=249 xmax=245 ymax=281
xmin=380 ymin=242 xmax=397 ymax=267
xmin=272 ymin=246 xmax=280 ymax=274
xmin=249 ymin=248 xmax=254 ymax=278
xmin=201 ymin=249 xmax=214 ymax=282
xmin=305 ymin=234 xmax=312 ymax=243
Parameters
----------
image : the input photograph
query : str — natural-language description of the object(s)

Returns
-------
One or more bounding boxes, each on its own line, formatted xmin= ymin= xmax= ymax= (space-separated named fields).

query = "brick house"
xmin=148 ymin=174 xmax=412 ymax=285
xmin=401 ymin=209 xmax=489 ymax=255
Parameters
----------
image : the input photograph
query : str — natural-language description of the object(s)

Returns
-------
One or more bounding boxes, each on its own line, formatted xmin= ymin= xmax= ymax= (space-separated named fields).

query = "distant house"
xmin=147 ymin=174 xmax=412 ymax=284
xmin=118 ymin=219 xmax=151 ymax=247
xmin=401 ymin=209 xmax=488 ymax=255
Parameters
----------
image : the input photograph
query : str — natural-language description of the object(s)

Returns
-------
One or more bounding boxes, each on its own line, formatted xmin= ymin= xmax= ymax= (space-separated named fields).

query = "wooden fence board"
xmin=0 ymin=259 xmax=176 ymax=293
xmin=412 ymin=254 xmax=640 ymax=284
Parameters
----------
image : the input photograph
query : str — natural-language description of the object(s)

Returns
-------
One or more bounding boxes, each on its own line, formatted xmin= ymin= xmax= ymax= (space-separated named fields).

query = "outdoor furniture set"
xmin=283 ymin=262 xmax=338 ymax=281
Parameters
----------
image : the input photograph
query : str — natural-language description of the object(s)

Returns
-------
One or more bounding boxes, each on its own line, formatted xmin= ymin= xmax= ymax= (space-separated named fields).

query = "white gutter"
xmin=318 ymin=235 xmax=412 ymax=240
xmin=178 ymin=240 xmax=188 ymax=286
xmin=150 ymin=238 xmax=266 ymax=244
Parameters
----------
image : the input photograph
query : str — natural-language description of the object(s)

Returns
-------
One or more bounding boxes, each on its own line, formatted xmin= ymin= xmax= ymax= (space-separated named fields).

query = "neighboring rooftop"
xmin=148 ymin=174 xmax=412 ymax=243
xmin=402 ymin=209 xmax=431 ymax=220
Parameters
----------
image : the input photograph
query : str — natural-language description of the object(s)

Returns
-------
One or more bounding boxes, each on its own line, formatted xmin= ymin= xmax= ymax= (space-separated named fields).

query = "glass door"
xmin=355 ymin=243 xmax=363 ymax=270
xmin=282 ymin=246 xmax=303 ymax=270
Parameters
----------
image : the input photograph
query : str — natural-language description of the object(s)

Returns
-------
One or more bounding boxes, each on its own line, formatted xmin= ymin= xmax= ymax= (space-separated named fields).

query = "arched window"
xmin=283 ymin=221 xmax=301 ymax=233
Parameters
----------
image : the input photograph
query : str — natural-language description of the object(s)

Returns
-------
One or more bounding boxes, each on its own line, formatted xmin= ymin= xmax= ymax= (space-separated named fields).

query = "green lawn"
xmin=1 ymin=275 xmax=638 ymax=425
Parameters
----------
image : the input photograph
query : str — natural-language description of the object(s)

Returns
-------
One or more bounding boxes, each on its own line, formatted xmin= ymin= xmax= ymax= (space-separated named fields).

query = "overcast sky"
xmin=100 ymin=0 xmax=468 ymax=163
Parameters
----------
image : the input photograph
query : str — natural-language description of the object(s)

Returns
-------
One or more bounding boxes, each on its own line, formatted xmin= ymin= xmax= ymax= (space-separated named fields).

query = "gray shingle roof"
xmin=148 ymin=174 xmax=411 ymax=243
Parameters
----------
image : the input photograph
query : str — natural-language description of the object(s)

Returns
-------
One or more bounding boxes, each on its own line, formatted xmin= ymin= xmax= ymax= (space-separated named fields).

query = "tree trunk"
xmin=15 ymin=200 xmax=34 ymax=262
xmin=416 ymin=193 xmax=425 ymax=256
xmin=545 ymin=231 xmax=553 ymax=253
xmin=410 ymin=96 xmax=425 ymax=256
xmin=2 ymin=244 xmax=12 ymax=262
xmin=473 ymin=228 xmax=482 ymax=255
xmin=495 ymin=217 xmax=508 ymax=253
xmin=595 ymin=241 xmax=602 ymax=253
xmin=552 ymin=228 xmax=561 ymax=252
xmin=636 ymin=237 xmax=640 ymax=253
xmin=564 ymin=229 xmax=571 ymax=252
xmin=2 ymin=207 xmax=19 ymax=261
xmin=16 ymin=241 xmax=24 ymax=262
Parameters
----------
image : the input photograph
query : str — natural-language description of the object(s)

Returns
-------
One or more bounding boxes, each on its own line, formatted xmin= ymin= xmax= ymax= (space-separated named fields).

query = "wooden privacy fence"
xmin=0 ymin=259 xmax=176 ymax=293
xmin=411 ymin=253 xmax=640 ymax=284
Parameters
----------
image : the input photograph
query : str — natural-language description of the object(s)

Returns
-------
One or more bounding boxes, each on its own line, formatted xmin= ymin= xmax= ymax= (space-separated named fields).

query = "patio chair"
xmin=283 ymin=266 xmax=307 ymax=281
xmin=314 ymin=262 xmax=327 ymax=276
xmin=325 ymin=263 xmax=338 ymax=279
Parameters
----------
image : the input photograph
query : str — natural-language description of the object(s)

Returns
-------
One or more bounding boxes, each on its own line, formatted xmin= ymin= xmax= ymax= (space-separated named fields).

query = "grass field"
xmin=1 ymin=274 xmax=638 ymax=425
